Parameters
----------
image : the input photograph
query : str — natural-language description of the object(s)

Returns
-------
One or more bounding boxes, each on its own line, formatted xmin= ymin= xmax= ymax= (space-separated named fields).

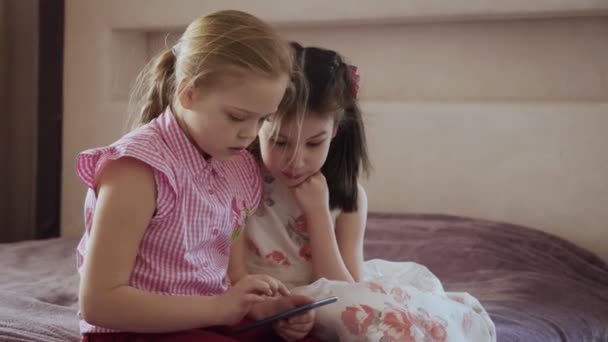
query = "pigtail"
xmin=322 ymin=62 xmax=370 ymax=211
xmin=128 ymin=48 xmax=177 ymax=128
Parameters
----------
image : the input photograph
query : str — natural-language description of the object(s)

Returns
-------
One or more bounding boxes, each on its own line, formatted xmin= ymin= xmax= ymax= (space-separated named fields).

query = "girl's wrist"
xmin=212 ymin=293 xmax=235 ymax=326
xmin=302 ymin=202 xmax=330 ymax=217
xmin=304 ymin=209 xmax=333 ymax=232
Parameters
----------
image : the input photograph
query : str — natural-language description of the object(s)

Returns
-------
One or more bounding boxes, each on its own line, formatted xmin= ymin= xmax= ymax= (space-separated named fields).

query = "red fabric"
xmin=82 ymin=319 xmax=321 ymax=342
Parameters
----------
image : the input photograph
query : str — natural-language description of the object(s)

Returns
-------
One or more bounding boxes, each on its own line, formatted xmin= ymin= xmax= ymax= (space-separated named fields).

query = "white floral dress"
xmin=245 ymin=174 xmax=496 ymax=342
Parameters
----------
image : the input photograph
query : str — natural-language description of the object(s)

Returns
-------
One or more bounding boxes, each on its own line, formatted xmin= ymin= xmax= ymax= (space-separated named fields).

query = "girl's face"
xmin=259 ymin=113 xmax=337 ymax=187
xmin=178 ymin=72 xmax=289 ymax=160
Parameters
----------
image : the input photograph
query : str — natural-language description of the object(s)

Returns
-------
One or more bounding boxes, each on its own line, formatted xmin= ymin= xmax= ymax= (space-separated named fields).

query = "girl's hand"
xmin=250 ymin=295 xmax=316 ymax=341
xmin=274 ymin=303 xmax=316 ymax=341
xmin=256 ymin=274 xmax=290 ymax=297
xmin=218 ymin=274 xmax=288 ymax=325
xmin=290 ymin=172 xmax=330 ymax=216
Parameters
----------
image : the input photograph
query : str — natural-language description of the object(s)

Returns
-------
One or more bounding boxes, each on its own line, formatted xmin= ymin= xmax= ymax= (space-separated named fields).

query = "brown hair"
xmin=128 ymin=10 xmax=295 ymax=127
xmin=272 ymin=42 xmax=370 ymax=212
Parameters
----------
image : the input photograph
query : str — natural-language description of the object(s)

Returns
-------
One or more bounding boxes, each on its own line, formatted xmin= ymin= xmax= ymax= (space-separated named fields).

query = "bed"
xmin=1 ymin=213 xmax=607 ymax=342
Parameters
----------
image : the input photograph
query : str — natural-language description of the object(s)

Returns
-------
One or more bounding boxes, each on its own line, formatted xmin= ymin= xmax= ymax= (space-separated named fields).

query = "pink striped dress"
xmin=75 ymin=107 xmax=262 ymax=333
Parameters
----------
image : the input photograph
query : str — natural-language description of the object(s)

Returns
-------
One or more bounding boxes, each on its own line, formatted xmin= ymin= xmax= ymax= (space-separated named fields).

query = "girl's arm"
xmin=80 ymin=157 xmax=270 ymax=332
xmin=306 ymin=211 xmax=354 ymax=282
xmin=228 ymin=228 xmax=249 ymax=284
xmin=334 ymin=184 xmax=368 ymax=282
xmin=293 ymin=173 xmax=363 ymax=283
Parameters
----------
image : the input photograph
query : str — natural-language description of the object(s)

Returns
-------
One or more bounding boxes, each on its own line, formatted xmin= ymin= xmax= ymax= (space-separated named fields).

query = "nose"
xmin=286 ymin=145 xmax=306 ymax=170
xmin=238 ymin=121 xmax=259 ymax=141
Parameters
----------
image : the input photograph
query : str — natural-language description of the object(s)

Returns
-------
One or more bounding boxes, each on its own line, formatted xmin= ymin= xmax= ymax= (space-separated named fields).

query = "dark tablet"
xmin=234 ymin=296 xmax=338 ymax=334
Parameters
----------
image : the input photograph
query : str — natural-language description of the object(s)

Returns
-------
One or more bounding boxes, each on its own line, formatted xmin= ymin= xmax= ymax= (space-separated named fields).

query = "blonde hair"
xmin=128 ymin=10 xmax=295 ymax=127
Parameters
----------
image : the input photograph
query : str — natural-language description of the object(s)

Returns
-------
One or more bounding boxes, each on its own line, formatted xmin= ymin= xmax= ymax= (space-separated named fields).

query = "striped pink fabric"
xmin=74 ymin=107 xmax=262 ymax=334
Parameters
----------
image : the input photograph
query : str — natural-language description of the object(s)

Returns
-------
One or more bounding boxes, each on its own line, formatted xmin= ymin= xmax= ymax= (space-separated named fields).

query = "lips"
xmin=282 ymin=171 xmax=302 ymax=180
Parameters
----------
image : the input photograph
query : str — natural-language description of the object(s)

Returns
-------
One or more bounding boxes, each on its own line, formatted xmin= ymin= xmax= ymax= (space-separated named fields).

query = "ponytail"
xmin=322 ymin=100 xmax=370 ymax=212
xmin=128 ymin=48 xmax=176 ymax=128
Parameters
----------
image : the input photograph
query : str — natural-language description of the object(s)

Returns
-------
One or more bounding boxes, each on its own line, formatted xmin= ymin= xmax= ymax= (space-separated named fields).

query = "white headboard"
xmin=62 ymin=0 xmax=608 ymax=260
xmin=361 ymin=101 xmax=608 ymax=259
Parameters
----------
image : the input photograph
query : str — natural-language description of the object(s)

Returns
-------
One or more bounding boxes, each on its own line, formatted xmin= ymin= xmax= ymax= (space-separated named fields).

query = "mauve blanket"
xmin=364 ymin=213 xmax=608 ymax=342
xmin=0 ymin=238 xmax=79 ymax=342
xmin=1 ymin=213 xmax=607 ymax=341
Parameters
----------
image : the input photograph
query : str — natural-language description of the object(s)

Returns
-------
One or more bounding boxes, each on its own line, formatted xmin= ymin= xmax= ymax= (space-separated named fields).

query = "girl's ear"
xmin=178 ymin=79 xmax=196 ymax=110
xmin=331 ymin=120 xmax=338 ymax=139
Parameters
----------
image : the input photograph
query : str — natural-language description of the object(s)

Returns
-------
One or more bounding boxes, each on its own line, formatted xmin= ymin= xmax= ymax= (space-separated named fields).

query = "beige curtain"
xmin=0 ymin=0 xmax=39 ymax=242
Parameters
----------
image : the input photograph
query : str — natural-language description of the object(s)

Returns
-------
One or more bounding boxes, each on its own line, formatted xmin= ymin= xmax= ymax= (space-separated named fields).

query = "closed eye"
xmin=307 ymin=140 xmax=324 ymax=147
xmin=258 ymin=114 xmax=271 ymax=124
xmin=228 ymin=113 xmax=246 ymax=122
xmin=270 ymin=138 xmax=288 ymax=147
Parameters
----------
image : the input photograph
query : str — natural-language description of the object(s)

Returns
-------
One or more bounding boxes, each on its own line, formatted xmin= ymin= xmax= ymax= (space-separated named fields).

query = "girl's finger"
xmin=243 ymin=293 xmax=267 ymax=303
xmin=277 ymin=282 xmax=290 ymax=296
xmin=288 ymin=310 xmax=314 ymax=324
xmin=279 ymin=326 xmax=308 ymax=341
xmin=243 ymin=279 xmax=273 ymax=296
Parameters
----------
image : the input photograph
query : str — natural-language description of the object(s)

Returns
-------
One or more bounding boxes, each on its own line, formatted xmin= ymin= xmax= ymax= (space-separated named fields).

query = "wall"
xmin=148 ymin=17 xmax=608 ymax=102
xmin=279 ymin=19 xmax=608 ymax=260
xmin=359 ymin=101 xmax=608 ymax=261
xmin=62 ymin=0 xmax=608 ymax=260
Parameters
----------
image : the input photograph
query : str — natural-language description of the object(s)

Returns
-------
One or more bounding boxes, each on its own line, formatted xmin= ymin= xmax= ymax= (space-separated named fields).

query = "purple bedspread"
xmin=1 ymin=213 xmax=607 ymax=341
xmin=364 ymin=213 xmax=608 ymax=342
